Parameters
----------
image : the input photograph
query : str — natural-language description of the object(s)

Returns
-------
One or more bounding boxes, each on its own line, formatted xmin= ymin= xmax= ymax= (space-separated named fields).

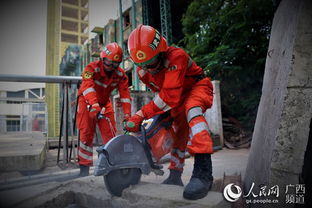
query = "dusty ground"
xmin=0 ymin=147 xmax=249 ymax=208
xmin=0 ymin=146 xmax=250 ymax=183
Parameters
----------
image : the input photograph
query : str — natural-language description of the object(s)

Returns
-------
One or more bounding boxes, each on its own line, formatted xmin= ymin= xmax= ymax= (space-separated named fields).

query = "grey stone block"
xmin=0 ymin=132 xmax=46 ymax=171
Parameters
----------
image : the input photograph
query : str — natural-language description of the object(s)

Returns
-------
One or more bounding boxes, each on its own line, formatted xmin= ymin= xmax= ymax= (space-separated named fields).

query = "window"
xmin=123 ymin=10 xmax=130 ymax=29
xmin=6 ymin=116 xmax=20 ymax=132
xmin=62 ymin=33 xmax=78 ymax=43
xmin=62 ymin=6 xmax=78 ymax=19
xmin=32 ymin=103 xmax=45 ymax=112
xmin=62 ymin=0 xmax=78 ymax=5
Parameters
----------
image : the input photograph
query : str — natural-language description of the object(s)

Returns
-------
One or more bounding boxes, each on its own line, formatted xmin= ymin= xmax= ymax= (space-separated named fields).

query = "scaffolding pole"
xmin=0 ymin=74 xmax=81 ymax=83
xmin=131 ymin=0 xmax=140 ymax=91
xmin=160 ymin=0 xmax=172 ymax=45
xmin=142 ymin=0 xmax=150 ymax=25
xmin=119 ymin=0 xmax=124 ymax=68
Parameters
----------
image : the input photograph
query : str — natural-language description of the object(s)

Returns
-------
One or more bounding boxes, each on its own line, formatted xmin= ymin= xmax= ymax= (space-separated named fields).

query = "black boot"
xmin=162 ymin=169 xmax=184 ymax=186
xmin=78 ymin=165 xmax=90 ymax=177
xmin=183 ymin=154 xmax=213 ymax=200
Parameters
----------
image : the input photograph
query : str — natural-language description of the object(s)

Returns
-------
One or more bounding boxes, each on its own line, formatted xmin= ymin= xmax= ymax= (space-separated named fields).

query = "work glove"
xmin=123 ymin=113 xmax=131 ymax=124
xmin=122 ymin=113 xmax=131 ymax=129
xmin=123 ymin=113 xmax=131 ymax=122
xmin=125 ymin=113 xmax=144 ymax=132
xmin=89 ymin=103 xmax=101 ymax=120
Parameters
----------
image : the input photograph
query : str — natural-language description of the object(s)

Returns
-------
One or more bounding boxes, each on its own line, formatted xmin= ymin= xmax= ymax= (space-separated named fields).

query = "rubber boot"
xmin=162 ymin=169 xmax=184 ymax=186
xmin=183 ymin=154 xmax=213 ymax=200
xmin=78 ymin=165 xmax=90 ymax=177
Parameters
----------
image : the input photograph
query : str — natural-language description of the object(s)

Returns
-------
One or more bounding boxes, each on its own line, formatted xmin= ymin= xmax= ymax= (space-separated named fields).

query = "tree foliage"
xmin=180 ymin=0 xmax=274 ymax=130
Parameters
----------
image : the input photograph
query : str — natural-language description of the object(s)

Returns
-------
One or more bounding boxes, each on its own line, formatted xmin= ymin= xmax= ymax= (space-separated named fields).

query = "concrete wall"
xmin=244 ymin=0 xmax=312 ymax=199
xmin=205 ymin=81 xmax=224 ymax=146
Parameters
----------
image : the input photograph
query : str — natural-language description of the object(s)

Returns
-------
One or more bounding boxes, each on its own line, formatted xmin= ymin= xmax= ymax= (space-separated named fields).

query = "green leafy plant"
xmin=180 ymin=0 xmax=273 ymax=130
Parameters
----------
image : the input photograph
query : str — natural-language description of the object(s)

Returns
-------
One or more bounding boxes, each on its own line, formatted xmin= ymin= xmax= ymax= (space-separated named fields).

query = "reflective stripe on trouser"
xmin=167 ymin=78 xmax=214 ymax=169
xmin=168 ymin=104 xmax=189 ymax=171
xmin=169 ymin=148 xmax=186 ymax=171
xmin=78 ymin=141 xmax=93 ymax=166
xmin=187 ymin=116 xmax=213 ymax=154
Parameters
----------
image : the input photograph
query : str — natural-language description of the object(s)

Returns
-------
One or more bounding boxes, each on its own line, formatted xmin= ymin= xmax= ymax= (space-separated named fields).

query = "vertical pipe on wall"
xmin=131 ymin=0 xmax=140 ymax=90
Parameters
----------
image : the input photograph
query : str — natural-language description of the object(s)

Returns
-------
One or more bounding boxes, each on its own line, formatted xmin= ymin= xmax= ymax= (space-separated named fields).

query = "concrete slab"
xmin=0 ymin=132 xmax=46 ymax=171
xmin=0 ymin=148 xmax=249 ymax=207
xmin=0 ymin=176 xmax=230 ymax=208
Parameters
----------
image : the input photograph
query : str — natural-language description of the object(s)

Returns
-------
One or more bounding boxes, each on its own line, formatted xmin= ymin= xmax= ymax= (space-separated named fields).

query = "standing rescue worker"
xmin=126 ymin=25 xmax=214 ymax=200
xmin=77 ymin=42 xmax=131 ymax=177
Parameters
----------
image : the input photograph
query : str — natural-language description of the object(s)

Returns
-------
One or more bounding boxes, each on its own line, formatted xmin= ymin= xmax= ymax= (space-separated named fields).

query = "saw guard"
xmin=94 ymin=134 xmax=151 ymax=176
xmin=104 ymin=168 xmax=141 ymax=197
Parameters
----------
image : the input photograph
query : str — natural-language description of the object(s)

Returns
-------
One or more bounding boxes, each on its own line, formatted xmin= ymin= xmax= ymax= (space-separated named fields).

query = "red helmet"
xmin=128 ymin=24 xmax=168 ymax=66
xmin=100 ymin=42 xmax=123 ymax=62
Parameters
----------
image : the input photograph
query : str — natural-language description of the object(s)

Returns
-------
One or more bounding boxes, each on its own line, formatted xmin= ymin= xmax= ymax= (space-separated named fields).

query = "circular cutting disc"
xmin=104 ymin=168 xmax=142 ymax=197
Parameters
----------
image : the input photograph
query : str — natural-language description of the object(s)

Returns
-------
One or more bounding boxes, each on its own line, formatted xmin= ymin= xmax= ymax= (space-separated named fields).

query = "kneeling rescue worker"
xmin=77 ymin=42 xmax=131 ymax=177
xmin=125 ymin=24 xmax=214 ymax=200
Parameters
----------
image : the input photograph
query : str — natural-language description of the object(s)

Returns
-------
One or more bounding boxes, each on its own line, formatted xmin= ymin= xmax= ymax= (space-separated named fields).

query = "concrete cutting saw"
xmin=94 ymin=112 xmax=175 ymax=197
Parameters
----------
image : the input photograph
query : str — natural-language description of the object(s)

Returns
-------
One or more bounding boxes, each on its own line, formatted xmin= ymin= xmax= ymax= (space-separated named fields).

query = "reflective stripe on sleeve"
xmin=187 ymin=107 xmax=203 ymax=123
xmin=116 ymin=70 xmax=123 ymax=77
xmin=138 ymin=69 xmax=147 ymax=77
xmin=120 ymin=98 xmax=131 ymax=104
xmin=94 ymin=80 xmax=107 ymax=88
xmin=149 ymin=82 xmax=160 ymax=90
xmin=190 ymin=122 xmax=208 ymax=137
xmin=153 ymin=94 xmax=171 ymax=111
xmin=82 ymin=87 xmax=96 ymax=96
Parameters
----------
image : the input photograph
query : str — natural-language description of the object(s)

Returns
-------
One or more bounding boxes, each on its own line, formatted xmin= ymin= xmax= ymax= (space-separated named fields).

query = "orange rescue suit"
xmin=76 ymin=60 xmax=131 ymax=166
xmin=137 ymin=46 xmax=214 ymax=171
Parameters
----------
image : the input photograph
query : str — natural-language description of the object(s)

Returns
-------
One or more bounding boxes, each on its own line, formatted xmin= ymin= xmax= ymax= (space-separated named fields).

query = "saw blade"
xmin=104 ymin=168 xmax=142 ymax=197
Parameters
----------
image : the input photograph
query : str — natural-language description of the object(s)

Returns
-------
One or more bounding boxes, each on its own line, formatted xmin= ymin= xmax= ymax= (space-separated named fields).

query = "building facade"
xmin=0 ymin=88 xmax=46 ymax=133
xmin=46 ymin=0 xmax=89 ymax=137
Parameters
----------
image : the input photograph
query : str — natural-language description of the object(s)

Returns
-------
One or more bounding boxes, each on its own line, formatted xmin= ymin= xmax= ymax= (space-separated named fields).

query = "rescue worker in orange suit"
xmin=126 ymin=25 xmax=214 ymax=200
xmin=77 ymin=42 xmax=131 ymax=177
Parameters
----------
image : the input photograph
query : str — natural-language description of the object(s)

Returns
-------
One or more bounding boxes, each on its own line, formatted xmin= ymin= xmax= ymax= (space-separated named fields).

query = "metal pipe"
xmin=0 ymin=97 xmax=45 ymax=102
xmin=119 ymin=0 xmax=124 ymax=68
xmin=131 ymin=0 xmax=137 ymax=28
xmin=0 ymin=74 xmax=81 ymax=84
xmin=131 ymin=0 xmax=140 ymax=91
xmin=63 ymin=84 xmax=69 ymax=163
xmin=57 ymin=83 xmax=65 ymax=164
xmin=68 ymin=84 xmax=76 ymax=163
